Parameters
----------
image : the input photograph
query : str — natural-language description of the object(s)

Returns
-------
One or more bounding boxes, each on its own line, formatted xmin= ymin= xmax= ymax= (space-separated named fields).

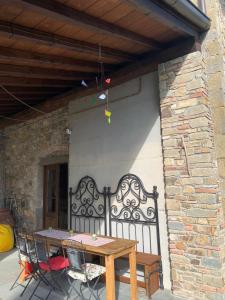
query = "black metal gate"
xmin=69 ymin=174 xmax=160 ymax=255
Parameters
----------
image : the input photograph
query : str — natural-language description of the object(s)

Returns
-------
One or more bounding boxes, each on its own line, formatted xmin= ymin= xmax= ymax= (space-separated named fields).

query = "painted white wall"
xmin=69 ymin=73 xmax=171 ymax=289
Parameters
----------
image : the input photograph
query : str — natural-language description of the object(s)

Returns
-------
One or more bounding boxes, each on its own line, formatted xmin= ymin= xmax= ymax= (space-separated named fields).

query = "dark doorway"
xmin=43 ymin=163 xmax=68 ymax=229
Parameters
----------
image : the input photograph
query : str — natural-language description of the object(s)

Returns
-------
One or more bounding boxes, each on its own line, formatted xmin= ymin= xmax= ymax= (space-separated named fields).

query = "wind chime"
xmin=81 ymin=45 xmax=112 ymax=125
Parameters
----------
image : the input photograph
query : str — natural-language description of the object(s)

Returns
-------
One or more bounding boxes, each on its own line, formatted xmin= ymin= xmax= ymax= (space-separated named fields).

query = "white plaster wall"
xmin=69 ymin=73 xmax=171 ymax=289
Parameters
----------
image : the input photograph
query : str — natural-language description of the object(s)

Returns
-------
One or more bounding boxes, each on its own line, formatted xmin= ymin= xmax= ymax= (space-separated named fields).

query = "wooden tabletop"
xmin=62 ymin=234 xmax=138 ymax=256
xmin=27 ymin=230 xmax=138 ymax=256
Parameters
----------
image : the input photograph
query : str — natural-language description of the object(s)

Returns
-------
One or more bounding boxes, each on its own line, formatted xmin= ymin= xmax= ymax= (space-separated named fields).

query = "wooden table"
xmin=32 ymin=230 xmax=138 ymax=300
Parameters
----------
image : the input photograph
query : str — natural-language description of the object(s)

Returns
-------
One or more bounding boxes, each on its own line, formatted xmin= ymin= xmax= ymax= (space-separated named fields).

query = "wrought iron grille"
xmin=69 ymin=176 xmax=107 ymax=235
xmin=108 ymin=174 xmax=160 ymax=255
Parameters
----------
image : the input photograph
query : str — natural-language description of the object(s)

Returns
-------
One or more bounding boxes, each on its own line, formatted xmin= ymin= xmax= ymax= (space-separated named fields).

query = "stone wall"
xmin=3 ymin=107 xmax=69 ymax=228
xmin=159 ymin=51 xmax=225 ymax=299
xmin=0 ymin=132 xmax=5 ymax=208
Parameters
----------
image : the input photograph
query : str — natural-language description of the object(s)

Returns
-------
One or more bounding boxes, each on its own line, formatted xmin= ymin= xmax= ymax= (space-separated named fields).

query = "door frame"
xmin=43 ymin=163 xmax=60 ymax=229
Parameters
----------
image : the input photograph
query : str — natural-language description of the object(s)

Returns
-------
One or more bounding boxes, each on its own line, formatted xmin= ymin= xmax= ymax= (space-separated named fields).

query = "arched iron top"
xmin=70 ymin=176 xmax=103 ymax=197
xmin=110 ymin=173 xmax=158 ymax=200
xmin=69 ymin=176 xmax=105 ymax=218
xmin=109 ymin=174 xmax=159 ymax=224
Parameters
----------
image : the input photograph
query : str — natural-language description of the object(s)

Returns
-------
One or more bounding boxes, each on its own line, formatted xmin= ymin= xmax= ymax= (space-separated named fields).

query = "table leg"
xmin=129 ymin=246 xmax=137 ymax=300
xmin=105 ymin=255 xmax=115 ymax=300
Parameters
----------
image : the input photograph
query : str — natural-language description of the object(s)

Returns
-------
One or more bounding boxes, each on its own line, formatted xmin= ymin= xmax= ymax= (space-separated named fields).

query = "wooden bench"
xmin=117 ymin=252 xmax=162 ymax=298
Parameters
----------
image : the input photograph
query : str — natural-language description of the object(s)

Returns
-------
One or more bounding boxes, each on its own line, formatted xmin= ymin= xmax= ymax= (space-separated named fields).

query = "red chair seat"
xmin=39 ymin=256 xmax=69 ymax=271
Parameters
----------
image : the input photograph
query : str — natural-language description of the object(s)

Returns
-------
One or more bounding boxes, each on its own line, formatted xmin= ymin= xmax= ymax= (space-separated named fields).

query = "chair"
xmin=62 ymin=240 xmax=106 ymax=300
xmin=29 ymin=236 xmax=69 ymax=300
xmin=10 ymin=229 xmax=40 ymax=296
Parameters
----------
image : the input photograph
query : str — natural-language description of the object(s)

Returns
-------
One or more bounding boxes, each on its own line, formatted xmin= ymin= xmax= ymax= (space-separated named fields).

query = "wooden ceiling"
xmin=0 ymin=0 xmax=206 ymax=123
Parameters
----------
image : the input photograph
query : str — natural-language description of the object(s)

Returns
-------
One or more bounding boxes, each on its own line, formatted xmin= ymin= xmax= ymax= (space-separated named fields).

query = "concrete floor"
xmin=0 ymin=249 xmax=180 ymax=300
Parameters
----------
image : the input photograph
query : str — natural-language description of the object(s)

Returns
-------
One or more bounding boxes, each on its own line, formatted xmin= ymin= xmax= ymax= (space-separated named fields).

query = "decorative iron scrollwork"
xmin=110 ymin=174 xmax=158 ymax=224
xmin=70 ymin=176 xmax=105 ymax=218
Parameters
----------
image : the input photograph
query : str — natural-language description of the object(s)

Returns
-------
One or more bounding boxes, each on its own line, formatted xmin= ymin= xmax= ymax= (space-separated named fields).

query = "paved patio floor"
xmin=0 ymin=249 xmax=181 ymax=300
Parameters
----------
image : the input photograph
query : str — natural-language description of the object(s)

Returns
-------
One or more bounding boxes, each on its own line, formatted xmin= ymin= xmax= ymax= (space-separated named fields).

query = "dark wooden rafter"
xmin=0 ymin=95 xmax=54 ymax=101
xmin=0 ymin=87 xmax=67 ymax=94
xmin=0 ymin=77 xmax=77 ymax=87
xmin=0 ymin=64 xmax=95 ymax=80
xmin=123 ymin=0 xmax=200 ymax=37
xmin=0 ymin=21 xmax=137 ymax=62
xmin=0 ymin=37 xmax=199 ymax=128
xmin=0 ymin=46 xmax=115 ymax=72
xmin=6 ymin=0 xmax=163 ymax=49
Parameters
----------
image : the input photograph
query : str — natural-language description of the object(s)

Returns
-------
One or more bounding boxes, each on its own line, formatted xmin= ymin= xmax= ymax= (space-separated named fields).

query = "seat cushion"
xmin=67 ymin=263 xmax=106 ymax=283
xmin=39 ymin=256 xmax=69 ymax=271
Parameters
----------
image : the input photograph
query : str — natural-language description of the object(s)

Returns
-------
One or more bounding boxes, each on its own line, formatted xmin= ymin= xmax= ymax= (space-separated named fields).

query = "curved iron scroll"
xmin=108 ymin=174 xmax=160 ymax=255
xmin=69 ymin=176 xmax=106 ymax=234
xmin=109 ymin=174 xmax=158 ymax=224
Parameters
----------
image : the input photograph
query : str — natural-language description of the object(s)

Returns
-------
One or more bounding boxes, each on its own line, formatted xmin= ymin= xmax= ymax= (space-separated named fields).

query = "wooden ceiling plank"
xmin=0 ymin=46 xmax=115 ymax=72
xmin=0 ymin=20 xmax=138 ymax=62
xmin=0 ymin=63 xmax=95 ymax=80
xmin=0 ymin=37 xmax=199 ymax=128
xmin=7 ymin=0 xmax=163 ymax=49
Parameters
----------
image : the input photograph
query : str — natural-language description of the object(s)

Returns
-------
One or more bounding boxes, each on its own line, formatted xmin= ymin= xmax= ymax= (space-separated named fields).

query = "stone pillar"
xmin=159 ymin=51 xmax=225 ymax=299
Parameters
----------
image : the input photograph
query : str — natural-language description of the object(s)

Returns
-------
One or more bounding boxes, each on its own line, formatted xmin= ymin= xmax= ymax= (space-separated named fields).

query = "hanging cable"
xmin=0 ymin=84 xmax=46 ymax=115
xmin=0 ymin=114 xmax=26 ymax=122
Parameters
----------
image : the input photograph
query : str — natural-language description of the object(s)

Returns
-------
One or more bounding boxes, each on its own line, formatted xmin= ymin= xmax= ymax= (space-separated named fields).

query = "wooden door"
xmin=43 ymin=164 xmax=60 ymax=228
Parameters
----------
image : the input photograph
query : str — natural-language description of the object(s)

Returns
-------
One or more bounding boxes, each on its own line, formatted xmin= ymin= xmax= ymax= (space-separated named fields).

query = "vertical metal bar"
xmin=69 ymin=188 xmax=73 ymax=229
xmin=148 ymin=225 xmax=152 ymax=254
xmin=142 ymin=224 xmax=144 ymax=253
xmin=108 ymin=187 xmax=112 ymax=236
xmin=154 ymin=186 xmax=161 ymax=256
xmin=103 ymin=186 xmax=107 ymax=236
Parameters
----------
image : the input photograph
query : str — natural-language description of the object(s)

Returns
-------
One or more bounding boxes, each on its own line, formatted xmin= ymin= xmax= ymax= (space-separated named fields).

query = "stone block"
xmin=188 ymin=153 xmax=212 ymax=164
xmin=186 ymin=208 xmax=217 ymax=218
xmin=166 ymin=186 xmax=182 ymax=195
xmin=184 ymin=104 xmax=209 ymax=116
xmin=166 ymin=199 xmax=180 ymax=211
xmin=202 ymin=257 xmax=222 ymax=269
xmin=189 ymin=132 xmax=211 ymax=141
xmin=189 ymin=117 xmax=209 ymax=128
xmin=168 ymin=221 xmax=184 ymax=231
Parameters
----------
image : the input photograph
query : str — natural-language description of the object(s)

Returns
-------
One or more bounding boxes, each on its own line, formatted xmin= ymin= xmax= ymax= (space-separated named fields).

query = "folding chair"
xmin=29 ymin=236 xmax=69 ymax=300
xmin=62 ymin=240 xmax=106 ymax=300
xmin=10 ymin=229 xmax=40 ymax=296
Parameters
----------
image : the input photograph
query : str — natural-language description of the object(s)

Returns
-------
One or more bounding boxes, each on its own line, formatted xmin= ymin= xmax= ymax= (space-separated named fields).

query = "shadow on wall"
xmin=69 ymin=73 xmax=161 ymax=192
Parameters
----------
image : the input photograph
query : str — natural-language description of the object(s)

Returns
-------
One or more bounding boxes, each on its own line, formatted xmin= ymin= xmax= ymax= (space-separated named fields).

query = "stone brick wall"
xmin=3 ymin=107 xmax=69 ymax=228
xmin=159 ymin=51 xmax=225 ymax=299
xmin=0 ymin=132 xmax=5 ymax=208
xmin=203 ymin=0 xmax=225 ymax=286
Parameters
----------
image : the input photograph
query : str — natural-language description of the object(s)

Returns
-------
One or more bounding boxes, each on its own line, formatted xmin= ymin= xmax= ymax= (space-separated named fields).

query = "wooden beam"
xmin=0 ymin=63 xmax=94 ymax=80
xmin=0 ymin=87 xmax=67 ymax=94
xmin=0 ymin=21 xmax=137 ymax=62
xmin=0 ymin=76 xmax=77 ymax=87
xmin=8 ymin=0 xmax=163 ymax=49
xmin=123 ymin=0 xmax=200 ymax=37
xmin=0 ymin=46 xmax=115 ymax=72
xmin=0 ymin=96 xmax=48 ymax=101
xmin=0 ymin=37 xmax=198 ymax=128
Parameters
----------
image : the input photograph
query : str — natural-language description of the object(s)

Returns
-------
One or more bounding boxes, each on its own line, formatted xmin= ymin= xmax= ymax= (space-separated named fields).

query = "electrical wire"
xmin=0 ymin=84 xmax=46 ymax=115
xmin=0 ymin=114 xmax=26 ymax=122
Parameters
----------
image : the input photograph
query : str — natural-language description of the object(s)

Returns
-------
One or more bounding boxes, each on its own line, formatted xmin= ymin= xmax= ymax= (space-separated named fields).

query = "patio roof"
xmin=0 ymin=0 xmax=210 ymax=128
